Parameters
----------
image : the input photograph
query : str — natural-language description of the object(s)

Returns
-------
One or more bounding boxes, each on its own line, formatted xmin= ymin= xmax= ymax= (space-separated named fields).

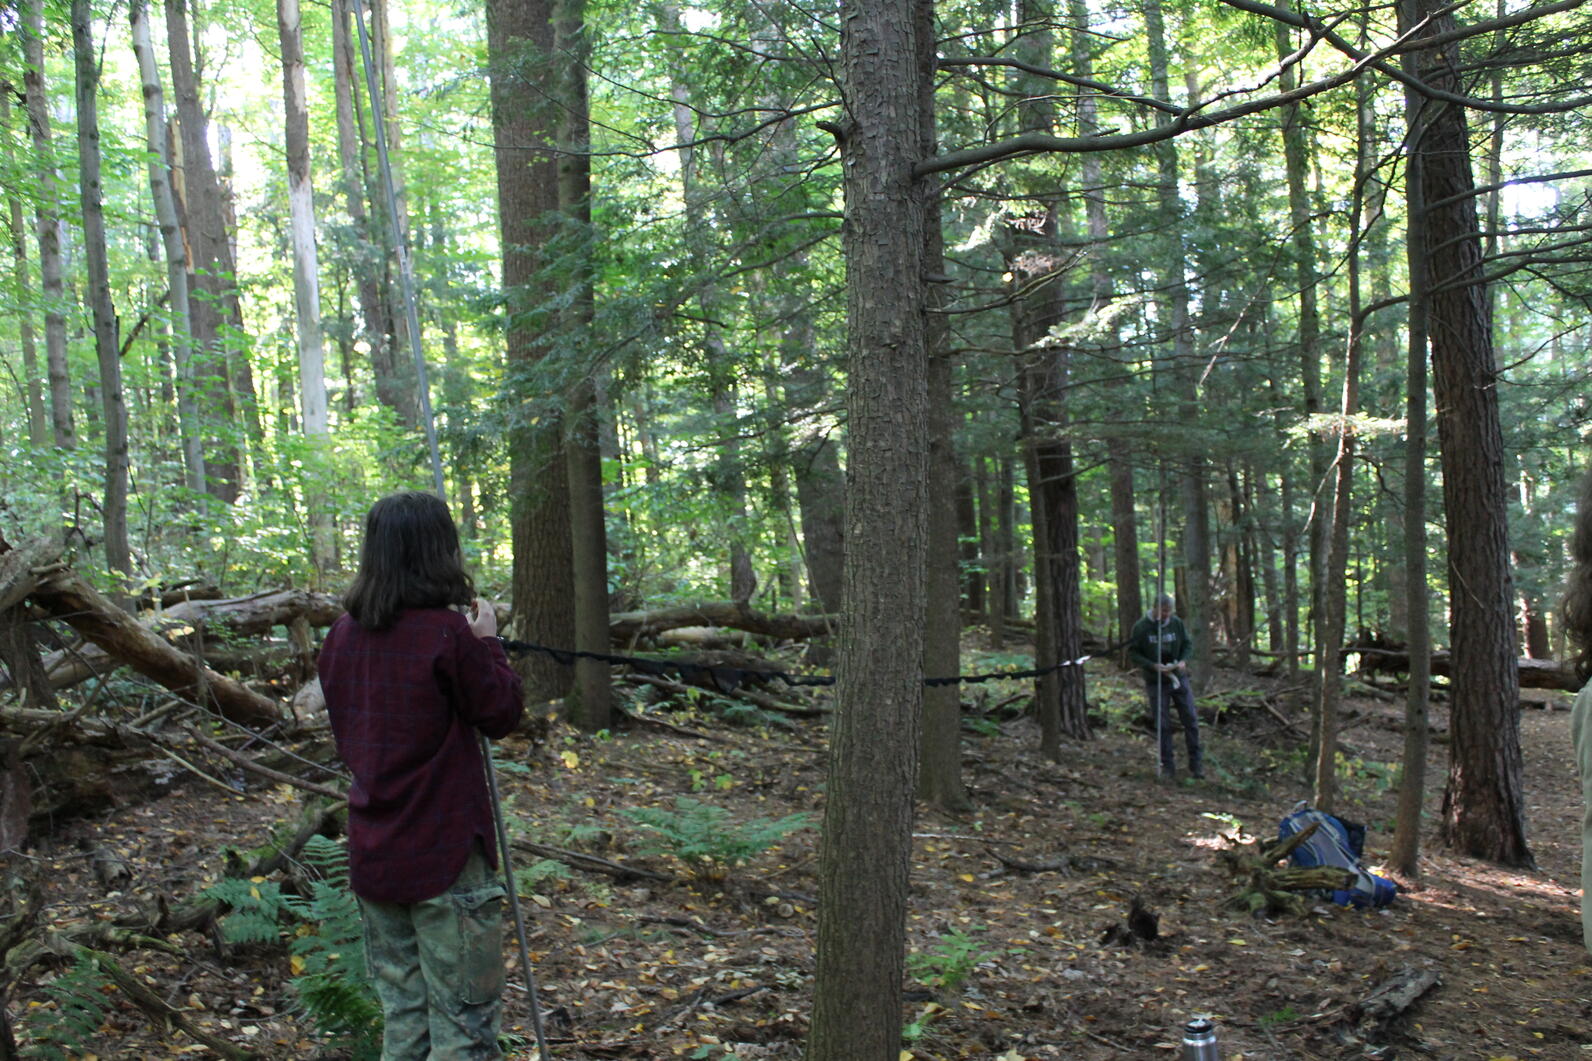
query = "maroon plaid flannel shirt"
xmin=319 ymin=608 xmax=523 ymax=903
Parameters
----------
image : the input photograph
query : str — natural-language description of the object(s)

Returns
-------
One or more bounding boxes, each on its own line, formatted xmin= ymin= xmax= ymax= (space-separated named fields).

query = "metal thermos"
xmin=1181 ymin=1017 xmax=1219 ymax=1060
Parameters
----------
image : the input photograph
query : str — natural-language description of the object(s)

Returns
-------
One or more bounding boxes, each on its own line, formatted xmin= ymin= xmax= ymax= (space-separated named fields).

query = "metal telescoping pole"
xmin=482 ymin=734 xmax=551 ymax=1058
xmin=347 ymin=1 xmax=549 ymax=1054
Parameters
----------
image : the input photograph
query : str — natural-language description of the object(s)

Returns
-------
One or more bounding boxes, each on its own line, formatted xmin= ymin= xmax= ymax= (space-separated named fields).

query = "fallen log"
xmin=26 ymin=567 xmax=281 ymax=728
xmin=27 ymin=589 xmax=340 ymax=692
xmin=610 ymin=602 xmax=836 ymax=643
xmin=1345 ymin=646 xmax=1579 ymax=692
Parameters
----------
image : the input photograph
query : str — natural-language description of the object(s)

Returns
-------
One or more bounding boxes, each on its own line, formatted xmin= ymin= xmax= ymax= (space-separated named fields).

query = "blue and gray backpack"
xmin=1278 ymin=801 xmax=1398 ymax=908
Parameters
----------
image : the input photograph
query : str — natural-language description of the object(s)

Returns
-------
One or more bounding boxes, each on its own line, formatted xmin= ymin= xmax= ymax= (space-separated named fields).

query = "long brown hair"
xmin=1565 ymin=472 xmax=1592 ymax=685
xmin=343 ymin=491 xmax=473 ymax=631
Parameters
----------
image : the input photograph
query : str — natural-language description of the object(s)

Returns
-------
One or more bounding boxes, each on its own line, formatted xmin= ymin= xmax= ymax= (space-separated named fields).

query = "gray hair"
xmin=1155 ymin=593 xmax=1175 ymax=609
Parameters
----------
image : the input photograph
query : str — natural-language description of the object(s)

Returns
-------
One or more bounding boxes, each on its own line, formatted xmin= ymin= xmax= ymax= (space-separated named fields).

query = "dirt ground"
xmin=18 ymin=657 xmax=1592 ymax=1059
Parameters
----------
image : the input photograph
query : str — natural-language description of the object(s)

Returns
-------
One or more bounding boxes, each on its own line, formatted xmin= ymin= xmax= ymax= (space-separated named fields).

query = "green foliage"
xmin=20 ymin=952 xmax=114 ymax=1060
xmin=1258 ymin=1005 xmax=1299 ymax=1029
xmin=202 ymin=835 xmax=381 ymax=1058
xmin=906 ymin=925 xmax=1002 ymax=994
xmin=515 ymin=857 xmax=573 ymax=893
xmin=620 ymin=797 xmax=810 ymax=873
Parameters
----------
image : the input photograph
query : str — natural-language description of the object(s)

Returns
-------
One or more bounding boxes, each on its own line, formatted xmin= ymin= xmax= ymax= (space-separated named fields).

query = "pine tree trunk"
xmin=21 ymin=0 xmax=74 ymax=451
xmin=805 ymin=0 xmax=928 ymax=1052
xmin=487 ymin=0 xmax=574 ymax=701
xmin=72 ymin=0 xmax=130 ymax=589
xmin=1408 ymin=0 xmax=1530 ymax=867
xmin=556 ymin=0 xmax=610 ymax=731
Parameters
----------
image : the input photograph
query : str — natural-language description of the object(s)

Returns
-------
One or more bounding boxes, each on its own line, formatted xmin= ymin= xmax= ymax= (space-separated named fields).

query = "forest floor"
xmin=18 ymin=649 xmax=1592 ymax=1060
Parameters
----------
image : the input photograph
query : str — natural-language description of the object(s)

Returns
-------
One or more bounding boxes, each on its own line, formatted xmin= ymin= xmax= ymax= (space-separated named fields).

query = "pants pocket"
xmin=450 ymin=878 xmax=506 ymax=1007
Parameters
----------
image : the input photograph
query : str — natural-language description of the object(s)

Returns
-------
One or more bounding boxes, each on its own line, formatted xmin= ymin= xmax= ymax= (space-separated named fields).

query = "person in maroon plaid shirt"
xmin=319 ymin=491 xmax=524 ymax=1060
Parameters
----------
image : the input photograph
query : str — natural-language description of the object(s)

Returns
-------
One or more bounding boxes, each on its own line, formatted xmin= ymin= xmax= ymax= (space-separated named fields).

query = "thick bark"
xmin=0 ymin=92 xmax=48 ymax=449
xmin=166 ymin=0 xmax=242 ymax=500
xmin=487 ymin=0 xmax=574 ymax=700
xmin=73 ymin=0 xmax=131 ymax=588
xmin=1408 ymin=0 xmax=1529 ymax=867
xmin=805 ymin=0 xmax=928 ymax=1052
xmin=129 ymin=0 xmax=204 ymax=494
xmin=21 ymin=0 xmax=74 ymax=450
xmin=557 ymin=0 xmax=611 ymax=731
xmin=276 ymin=0 xmax=334 ymax=573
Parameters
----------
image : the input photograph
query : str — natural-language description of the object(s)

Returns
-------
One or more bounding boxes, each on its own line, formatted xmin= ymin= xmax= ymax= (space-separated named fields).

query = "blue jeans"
xmin=1146 ymin=673 xmax=1202 ymax=776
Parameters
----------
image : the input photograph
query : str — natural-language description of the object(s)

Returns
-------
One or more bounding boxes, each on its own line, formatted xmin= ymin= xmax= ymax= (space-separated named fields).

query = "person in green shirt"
xmin=1128 ymin=593 xmax=1202 ymax=780
xmin=1564 ymin=473 xmax=1592 ymax=957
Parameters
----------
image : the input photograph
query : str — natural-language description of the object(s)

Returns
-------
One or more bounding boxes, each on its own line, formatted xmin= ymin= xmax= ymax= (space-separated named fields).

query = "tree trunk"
xmin=1 ymin=92 xmax=47 ymax=450
xmin=21 ymin=0 xmax=74 ymax=451
xmin=1144 ymin=0 xmax=1207 ymax=685
xmin=917 ymin=8 xmax=968 ymax=812
xmin=487 ymin=0 xmax=574 ymax=701
xmin=1408 ymin=0 xmax=1530 ymax=867
xmin=1311 ymin=68 xmax=1370 ymax=813
xmin=72 ymin=0 xmax=131 ymax=590
xmin=557 ymin=0 xmax=610 ymax=731
xmin=805 ymin=0 xmax=928 ymax=1053
xmin=166 ymin=0 xmax=242 ymax=501
xmin=330 ymin=0 xmax=390 ymax=411
xmin=129 ymin=0 xmax=204 ymax=495
xmin=277 ymin=0 xmax=335 ymax=575
xmin=1274 ymin=22 xmax=1329 ymax=661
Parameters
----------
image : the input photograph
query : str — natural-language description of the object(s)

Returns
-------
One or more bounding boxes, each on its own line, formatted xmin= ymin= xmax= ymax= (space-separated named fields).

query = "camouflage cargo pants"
xmin=358 ymin=846 xmax=507 ymax=1061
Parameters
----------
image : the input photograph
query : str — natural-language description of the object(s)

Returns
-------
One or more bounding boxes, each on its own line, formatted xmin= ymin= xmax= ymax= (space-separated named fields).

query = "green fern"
xmin=203 ymin=835 xmax=381 ymax=1059
xmin=20 ymin=952 xmax=113 ymax=1059
xmin=621 ymin=797 xmax=811 ymax=870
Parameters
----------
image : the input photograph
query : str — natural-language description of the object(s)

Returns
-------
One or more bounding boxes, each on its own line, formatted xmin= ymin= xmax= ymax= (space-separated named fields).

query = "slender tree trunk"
xmin=130 ymin=0 xmax=204 ymax=495
xmin=167 ymin=0 xmax=241 ymax=500
xmin=1311 ymin=67 xmax=1371 ymax=812
xmin=1144 ymin=0 xmax=1207 ymax=684
xmin=917 ymin=0 xmax=968 ymax=811
xmin=1407 ymin=0 xmax=1530 ymax=867
xmin=331 ymin=0 xmax=388 ymax=410
xmin=1390 ymin=66 xmax=1432 ymax=879
xmin=1071 ymin=0 xmax=1139 ymax=651
xmin=73 ymin=0 xmax=131 ymax=590
xmin=1275 ymin=23 xmax=1328 ymax=659
xmin=805 ymin=0 xmax=928 ymax=1051
xmin=277 ymin=0 xmax=334 ymax=574
xmin=1 ymin=91 xmax=48 ymax=449
xmin=487 ymin=0 xmax=574 ymax=700
xmin=21 ymin=0 xmax=74 ymax=450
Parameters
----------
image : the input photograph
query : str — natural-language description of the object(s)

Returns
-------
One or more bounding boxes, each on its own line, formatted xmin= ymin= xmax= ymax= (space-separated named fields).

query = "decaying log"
xmin=0 ymin=537 xmax=63 ymax=716
xmin=610 ymin=602 xmax=836 ymax=643
xmin=26 ymin=568 xmax=280 ymax=728
xmin=1353 ymin=966 xmax=1440 ymax=1027
xmin=511 ymin=838 xmax=671 ymax=883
